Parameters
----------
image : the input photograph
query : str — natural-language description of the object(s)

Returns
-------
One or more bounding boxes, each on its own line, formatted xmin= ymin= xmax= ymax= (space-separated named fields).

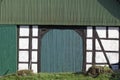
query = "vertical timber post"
xmin=92 ymin=27 xmax=96 ymax=66
xmin=28 ymin=26 xmax=32 ymax=70
xmin=83 ymin=27 xmax=87 ymax=72
xmin=38 ymin=27 xmax=41 ymax=72
xmin=119 ymin=27 xmax=120 ymax=69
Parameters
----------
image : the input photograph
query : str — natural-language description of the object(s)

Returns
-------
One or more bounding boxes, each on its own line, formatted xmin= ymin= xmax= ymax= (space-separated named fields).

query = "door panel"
xmin=41 ymin=29 xmax=83 ymax=72
xmin=0 ymin=25 xmax=17 ymax=75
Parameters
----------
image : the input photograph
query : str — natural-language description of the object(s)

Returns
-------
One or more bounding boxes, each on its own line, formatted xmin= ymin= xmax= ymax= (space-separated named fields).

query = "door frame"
xmin=38 ymin=25 xmax=87 ymax=72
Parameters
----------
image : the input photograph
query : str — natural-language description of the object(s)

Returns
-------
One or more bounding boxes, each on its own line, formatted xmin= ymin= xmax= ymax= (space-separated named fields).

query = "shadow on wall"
xmin=98 ymin=0 xmax=120 ymax=20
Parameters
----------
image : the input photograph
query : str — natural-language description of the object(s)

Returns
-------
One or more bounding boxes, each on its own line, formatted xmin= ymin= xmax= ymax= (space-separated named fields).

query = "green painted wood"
xmin=0 ymin=25 xmax=17 ymax=76
xmin=41 ymin=29 xmax=83 ymax=72
xmin=0 ymin=0 xmax=120 ymax=26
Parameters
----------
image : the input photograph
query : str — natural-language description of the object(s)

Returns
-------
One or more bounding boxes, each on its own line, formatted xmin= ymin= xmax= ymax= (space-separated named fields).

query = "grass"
xmin=40 ymin=73 xmax=111 ymax=80
xmin=0 ymin=72 xmax=117 ymax=80
xmin=0 ymin=66 xmax=120 ymax=80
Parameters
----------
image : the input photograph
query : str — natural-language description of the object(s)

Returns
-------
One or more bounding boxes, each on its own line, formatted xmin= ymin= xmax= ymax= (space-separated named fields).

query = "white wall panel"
xmin=20 ymin=26 xmax=29 ymax=36
xmin=86 ymin=52 xmax=92 ymax=63
xmin=96 ymin=39 xmax=101 ymax=50
xmin=32 ymin=64 xmax=37 ymax=73
xmin=106 ymin=53 xmax=119 ymax=64
xmin=108 ymin=27 xmax=119 ymax=38
xmin=18 ymin=64 xmax=28 ymax=70
xmin=96 ymin=52 xmax=107 ymax=63
xmin=101 ymin=40 xmax=119 ymax=51
xmin=87 ymin=27 xmax=93 ymax=37
xmin=87 ymin=39 xmax=92 ymax=50
xmin=32 ymin=26 xmax=38 ymax=36
xmin=32 ymin=51 xmax=37 ymax=62
xmin=19 ymin=38 xmax=29 ymax=49
xmin=96 ymin=27 xmax=106 ymax=38
xmin=96 ymin=65 xmax=109 ymax=67
xmin=32 ymin=38 xmax=38 ymax=49
xmin=19 ymin=51 xmax=28 ymax=62
xmin=86 ymin=65 xmax=92 ymax=71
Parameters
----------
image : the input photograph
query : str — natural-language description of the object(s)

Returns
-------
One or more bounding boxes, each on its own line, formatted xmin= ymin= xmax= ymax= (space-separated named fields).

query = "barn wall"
xmin=18 ymin=26 xmax=38 ymax=73
xmin=18 ymin=26 xmax=84 ymax=73
xmin=86 ymin=27 xmax=119 ymax=70
xmin=18 ymin=26 xmax=120 ymax=72
xmin=0 ymin=25 xmax=17 ymax=75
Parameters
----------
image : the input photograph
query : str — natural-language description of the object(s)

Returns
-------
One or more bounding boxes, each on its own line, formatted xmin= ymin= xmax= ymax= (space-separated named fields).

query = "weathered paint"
xmin=0 ymin=0 xmax=120 ymax=25
xmin=41 ymin=29 xmax=83 ymax=72
xmin=0 ymin=25 xmax=17 ymax=75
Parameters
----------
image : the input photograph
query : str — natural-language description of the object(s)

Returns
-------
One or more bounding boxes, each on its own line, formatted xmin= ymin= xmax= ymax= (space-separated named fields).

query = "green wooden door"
xmin=0 ymin=25 xmax=17 ymax=76
xmin=41 ymin=29 xmax=83 ymax=72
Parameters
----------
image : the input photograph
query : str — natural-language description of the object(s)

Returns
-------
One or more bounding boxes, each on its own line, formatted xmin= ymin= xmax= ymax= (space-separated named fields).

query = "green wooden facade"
xmin=0 ymin=25 xmax=17 ymax=76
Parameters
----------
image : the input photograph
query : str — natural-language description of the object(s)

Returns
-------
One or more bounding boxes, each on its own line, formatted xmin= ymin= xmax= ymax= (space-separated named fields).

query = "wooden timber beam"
xmin=94 ymin=30 xmax=112 ymax=69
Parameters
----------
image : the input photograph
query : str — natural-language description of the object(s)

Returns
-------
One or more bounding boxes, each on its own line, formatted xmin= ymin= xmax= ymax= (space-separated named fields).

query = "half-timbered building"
xmin=0 ymin=0 xmax=120 ymax=75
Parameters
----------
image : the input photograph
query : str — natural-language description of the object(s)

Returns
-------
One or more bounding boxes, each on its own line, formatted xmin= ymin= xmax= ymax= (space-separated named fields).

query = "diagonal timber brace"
xmin=95 ymin=30 xmax=112 ymax=69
